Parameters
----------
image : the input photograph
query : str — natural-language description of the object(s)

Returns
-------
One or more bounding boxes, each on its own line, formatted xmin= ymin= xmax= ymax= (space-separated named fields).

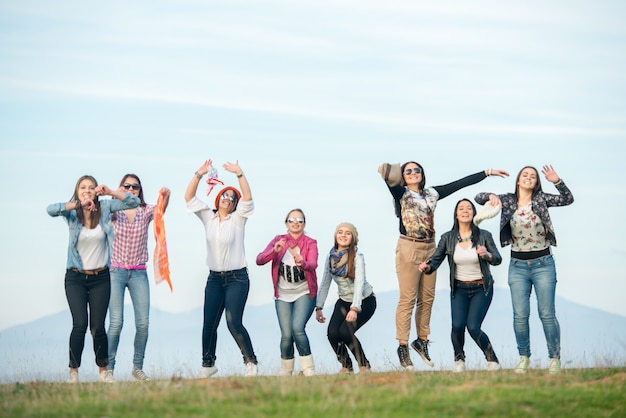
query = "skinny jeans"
xmin=275 ymin=294 xmax=316 ymax=359
xmin=202 ymin=268 xmax=257 ymax=367
xmin=107 ymin=267 xmax=150 ymax=371
xmin=451 ymin=282 xmax=498 ymax=362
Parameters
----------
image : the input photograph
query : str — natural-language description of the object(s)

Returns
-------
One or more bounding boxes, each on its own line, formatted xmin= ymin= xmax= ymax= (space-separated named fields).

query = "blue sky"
xmin=1 ymin=0 xmax=625 ymax=331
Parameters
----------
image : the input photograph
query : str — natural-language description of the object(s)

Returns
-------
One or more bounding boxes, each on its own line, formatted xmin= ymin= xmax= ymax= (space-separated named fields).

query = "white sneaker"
xmin=199 ymin=366 xmax=218 ymax=378
xmin=67 ymin=371 xmax=79 ymax=383
xmin=549 ymin=358 xmax=561 ymax=375
xmin=515 ymin=356 xmax=530 ymax=374
xmin=132 ymin=367 xmax=151 ymax=381
xmin=98 ymin=369 xmax=115 ymax=383
xmin=245 ymin=362 xmax=258 ymax=377
xmin=486 ymin=361 xmax=501 ymax=371
xmin=453 ymin=360 xmax=466 ymax=373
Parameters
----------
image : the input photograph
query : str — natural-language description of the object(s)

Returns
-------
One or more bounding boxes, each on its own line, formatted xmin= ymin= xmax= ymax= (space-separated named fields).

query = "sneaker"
xmin=453 ymin=360 xmax=466 ymax=373
xmin=67 ymin=371 xmax=79 ymax=384
xmin=486 ymin=361 xmax=501 ymax=371
xmin=549 ymin=358 xmax=561 ymax=375
xmin=359 ymin=365 xmax=372 ymax=374
xmin=245 ymin=362 xmax=258 ymax=377
xmin=199 ymin=366 xmax=218 ymax=378
xmin=98 ymin=369 xmax=115 ymax=383
xmin=411 ymin=339 xmax=435 ymax=367
xmin=132 ymin=367 xmax=151 ymax=381
xmin=397 ymin=344 xmax=414 ymax=370
xmin=515 ymin=356 xmax=530 ymax=374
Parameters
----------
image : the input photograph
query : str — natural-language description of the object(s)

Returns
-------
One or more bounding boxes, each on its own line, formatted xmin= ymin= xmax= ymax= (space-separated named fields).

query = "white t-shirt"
xmin=76 ymin=224 xmax=107 ymax=270
xmin=453 ymin=244 xmax=482 ymax=282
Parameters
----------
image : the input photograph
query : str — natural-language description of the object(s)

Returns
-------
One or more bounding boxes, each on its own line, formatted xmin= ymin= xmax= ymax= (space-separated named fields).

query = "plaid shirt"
xmin=111 ymin=204 xmax=155 ymax=266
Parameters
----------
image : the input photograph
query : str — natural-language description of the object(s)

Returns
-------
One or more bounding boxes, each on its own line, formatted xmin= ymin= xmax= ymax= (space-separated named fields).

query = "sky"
xmin=1 ymin=0 xmax=625 ymax=332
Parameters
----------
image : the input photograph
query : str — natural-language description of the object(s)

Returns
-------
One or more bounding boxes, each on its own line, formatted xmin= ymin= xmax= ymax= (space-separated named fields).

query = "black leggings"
xmin=327 ymin=294 xmax=376 ymax=369
xmin=64 ymin=268 xmax=111 ymax=368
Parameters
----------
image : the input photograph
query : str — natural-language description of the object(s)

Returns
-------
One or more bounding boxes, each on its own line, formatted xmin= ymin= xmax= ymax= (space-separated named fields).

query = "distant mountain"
xmin=1 ymin=289 xmax=624 ymax=383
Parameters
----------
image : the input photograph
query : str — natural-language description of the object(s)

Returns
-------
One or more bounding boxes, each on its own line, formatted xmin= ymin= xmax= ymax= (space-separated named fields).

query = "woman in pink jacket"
xmin=256 ymin=209 xmax=319 ymax=376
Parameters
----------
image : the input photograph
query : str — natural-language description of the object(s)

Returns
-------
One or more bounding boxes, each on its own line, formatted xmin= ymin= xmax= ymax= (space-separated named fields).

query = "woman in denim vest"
xmin=47 ymin=175 xmax=139 ymax=383
xmin=475 ymin=165 xmax=574 ymax=374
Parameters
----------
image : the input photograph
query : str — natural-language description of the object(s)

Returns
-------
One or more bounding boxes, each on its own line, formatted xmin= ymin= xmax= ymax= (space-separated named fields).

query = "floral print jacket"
xmin=475 ymin=181 xmax=574 ymax=248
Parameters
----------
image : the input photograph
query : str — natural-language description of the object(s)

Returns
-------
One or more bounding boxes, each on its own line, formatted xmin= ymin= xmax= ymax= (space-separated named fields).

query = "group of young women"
xmin=47 ymin=158 xmax=573 ymax=382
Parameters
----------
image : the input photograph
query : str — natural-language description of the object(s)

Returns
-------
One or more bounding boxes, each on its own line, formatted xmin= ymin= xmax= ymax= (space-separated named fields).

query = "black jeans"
xmin=64 ymin=268 xmax=111 ymax=368
xmin=450 ymin=282 xmax=498 ymax=362
xmin=327 ymin=294 xmax=376 ymax=369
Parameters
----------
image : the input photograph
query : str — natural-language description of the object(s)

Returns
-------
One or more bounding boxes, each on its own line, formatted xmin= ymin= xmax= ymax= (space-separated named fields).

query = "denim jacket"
xmin=426 ymin=229 xmax=502 ymax=296
xmin=47 ymin=193 xmax=140 ymax=269
xmin=475 ymin=180 xmax=574 ymax=247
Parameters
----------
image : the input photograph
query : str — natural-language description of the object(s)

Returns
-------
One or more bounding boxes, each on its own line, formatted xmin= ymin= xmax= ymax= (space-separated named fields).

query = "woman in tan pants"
xmin=379 ymin=162 xmax=508 ymax=370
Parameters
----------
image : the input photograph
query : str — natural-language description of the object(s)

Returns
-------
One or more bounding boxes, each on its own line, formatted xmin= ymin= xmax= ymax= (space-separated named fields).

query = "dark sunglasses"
xmin=404 ymin=167 xmax=422 ymax=175
xmin=123 ymin=183 xmax=141 ymax=191
xmin=287 ymin=217 xmax=305 ymax=224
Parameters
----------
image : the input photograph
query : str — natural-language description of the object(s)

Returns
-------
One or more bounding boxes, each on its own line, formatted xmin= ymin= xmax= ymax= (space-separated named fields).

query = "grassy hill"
xmin=1 ymin=367 xmax=624 ymax=417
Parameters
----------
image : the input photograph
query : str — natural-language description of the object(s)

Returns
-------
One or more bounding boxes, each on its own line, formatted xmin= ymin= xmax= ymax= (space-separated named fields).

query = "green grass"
xmin=2 ymin=368 xmax=625 ymax=417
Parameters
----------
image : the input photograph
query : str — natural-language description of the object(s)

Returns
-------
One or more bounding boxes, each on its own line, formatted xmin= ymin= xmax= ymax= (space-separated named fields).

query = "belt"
xmin=399 ymin=235 xmax=435 ymax=244
xmin=209 ymin=267 xmax=247 ymax=275
xmin=456 ymin=279 xmax=483 ymax=285
xmin=71 ymin=267 xmax=108 ymax=276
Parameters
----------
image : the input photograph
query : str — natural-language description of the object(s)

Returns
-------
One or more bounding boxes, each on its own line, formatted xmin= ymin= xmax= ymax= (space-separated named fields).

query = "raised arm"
xmin=223 ymin=160 xmax=251 ymax=201
xmin=185 ymin=159 xmax=211 ymax=202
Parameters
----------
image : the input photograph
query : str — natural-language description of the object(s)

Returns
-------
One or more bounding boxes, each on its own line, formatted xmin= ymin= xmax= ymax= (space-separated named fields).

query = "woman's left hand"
xmin=346 ymin=310 xmax=357 ymax=322
xmin=542 ymin=165 xmax=560 ymax=183
xmin=488 ymin=169 xmax=510 ymax=178
xmin=160 ymin=187 xmax=171 ymax=198
xmin=476 ymin=245 xmax=491 ymax=260
xmin=223 ymin=160 xmax=242 ymax=175
xmin=95 ymin=184 xmax=112 ymax=196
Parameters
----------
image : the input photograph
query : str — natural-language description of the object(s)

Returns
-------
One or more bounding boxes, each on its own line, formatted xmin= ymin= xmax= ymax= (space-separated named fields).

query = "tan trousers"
xmin=395 ymin=237 xmax=437 ymax=343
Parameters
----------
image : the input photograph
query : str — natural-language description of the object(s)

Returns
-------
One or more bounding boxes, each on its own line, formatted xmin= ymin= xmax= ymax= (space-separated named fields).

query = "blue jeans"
xmin=451 ymin=282 xmax=498 ymax=362
xmin=64 ymin=268 xmax=111 ymax=368
xmin=508 ymin=255 xmax=560 ymax=359
xmin=107 ymin=267 xmax=150 ymax=370
xmin=202 ymin=268 xmax=257 ymax=367
xmin=275 ymin=294 xmax=316 ymax=359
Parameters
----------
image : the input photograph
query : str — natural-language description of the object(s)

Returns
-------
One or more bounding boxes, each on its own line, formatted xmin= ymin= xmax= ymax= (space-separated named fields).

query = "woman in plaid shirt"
xmin=107 ymin=174 xmax=170 ymax=381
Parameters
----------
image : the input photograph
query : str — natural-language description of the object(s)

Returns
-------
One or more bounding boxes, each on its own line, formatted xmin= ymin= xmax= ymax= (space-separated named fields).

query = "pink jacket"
xmin=256 ymin=233 xmax=318 ymax=300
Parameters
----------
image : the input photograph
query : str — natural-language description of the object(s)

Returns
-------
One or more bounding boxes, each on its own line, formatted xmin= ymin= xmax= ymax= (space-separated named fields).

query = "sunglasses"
xmin=404 ymin=167 xmax=422 ymax=175
xmin=287 ymin=217 xmax=305 ymax=224
xmin=123 ymin=183 xmax=141 ymax=191
xmin=220 ymin=193 xmax=235 ymax=201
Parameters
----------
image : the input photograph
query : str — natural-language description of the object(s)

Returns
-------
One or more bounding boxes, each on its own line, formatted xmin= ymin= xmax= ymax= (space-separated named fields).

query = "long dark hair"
xmin=119 ymin=173 xmax=146 ymax=207
xmin=400 ymin=161 xmax=426 ymax=191
xmin=71 ymin=175 xmax=101 ymax=227
xmin=514 ymin=166 xmax=543 ymax=200
xmin=452 ymin=198 xmax=481 ymax=247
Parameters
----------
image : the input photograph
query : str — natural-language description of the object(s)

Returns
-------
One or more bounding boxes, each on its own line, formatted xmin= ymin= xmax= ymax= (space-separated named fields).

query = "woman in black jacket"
xmin=419 ymin=198 xmax=502 ymax=372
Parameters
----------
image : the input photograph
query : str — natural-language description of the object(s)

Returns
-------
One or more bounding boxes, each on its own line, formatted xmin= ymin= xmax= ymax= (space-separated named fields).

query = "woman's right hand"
xmin=274 ymin=238 xmax=286 ymax=253
xmin=196 ymin=159 xmax=212 ymax=176
xmin=418 ymin=262 xmax=429 ymax=273
xmin=488 ymin=193 xmax=502 ymax=207
xmin=315 ymin=310 xmax=326 ymax=323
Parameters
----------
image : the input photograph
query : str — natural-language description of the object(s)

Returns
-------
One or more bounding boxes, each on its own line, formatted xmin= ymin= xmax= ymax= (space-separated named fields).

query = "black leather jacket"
xmin=425 ymin=229 xmax=502 ymax=296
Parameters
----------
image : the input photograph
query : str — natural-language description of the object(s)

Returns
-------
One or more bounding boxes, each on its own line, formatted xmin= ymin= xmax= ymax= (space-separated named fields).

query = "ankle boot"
xmin=279 ymin=358 xmax=294 ymax=376
xmin=299 ymin=354 xmax=315 ymax=377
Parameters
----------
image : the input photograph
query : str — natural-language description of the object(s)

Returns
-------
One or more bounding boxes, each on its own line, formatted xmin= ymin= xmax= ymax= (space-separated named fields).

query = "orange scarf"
xmin=153 ymin=191 xmax=173 ymax=291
